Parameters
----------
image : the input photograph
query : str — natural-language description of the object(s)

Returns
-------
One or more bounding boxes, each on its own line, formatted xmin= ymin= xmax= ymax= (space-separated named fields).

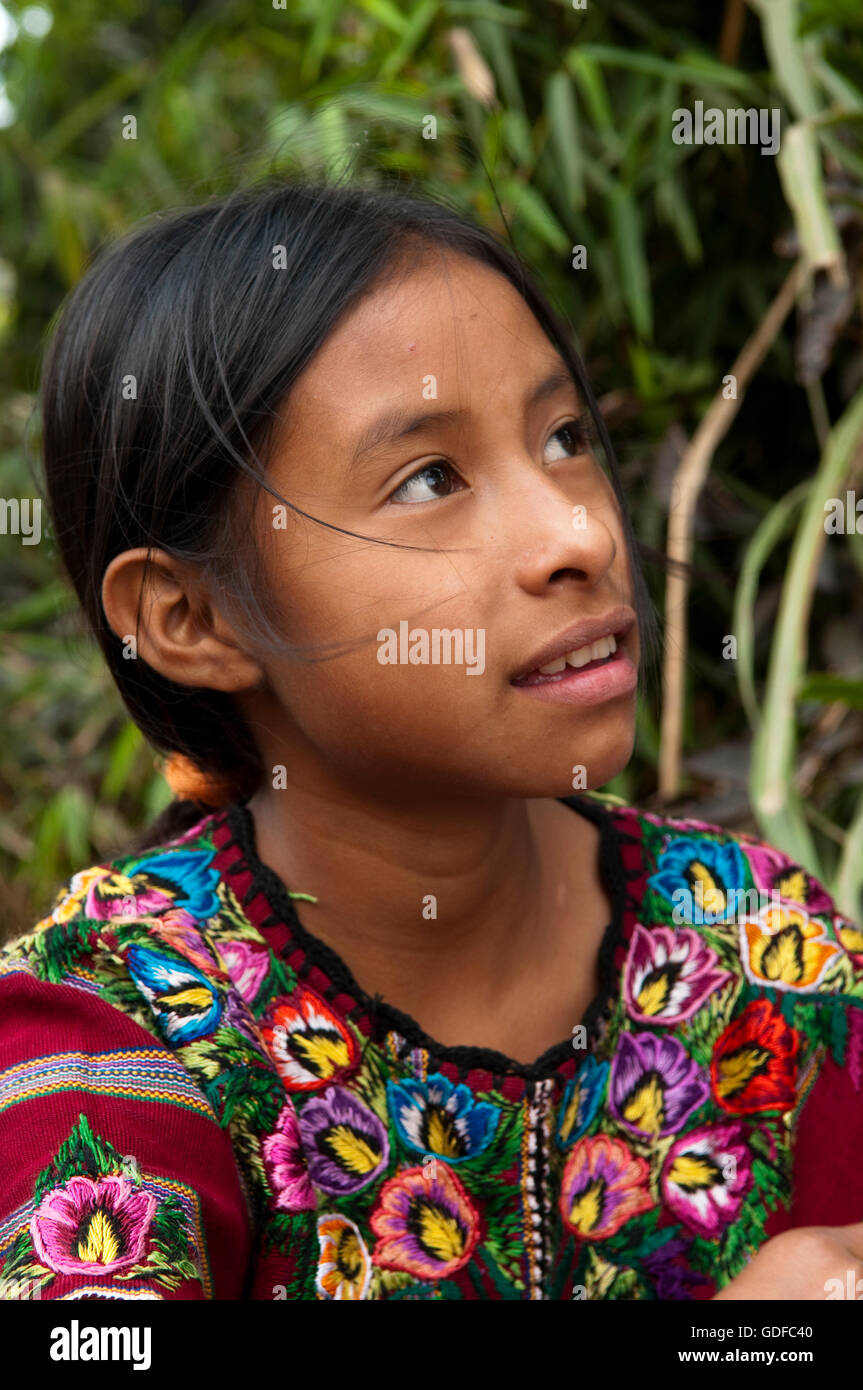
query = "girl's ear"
xmin=101 ymin=547 xmax=266 ymax=693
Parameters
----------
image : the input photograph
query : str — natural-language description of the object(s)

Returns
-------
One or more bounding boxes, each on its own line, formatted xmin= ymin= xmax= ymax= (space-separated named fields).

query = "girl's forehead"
xmin=289 ymin=254 xmax=555 ymax=408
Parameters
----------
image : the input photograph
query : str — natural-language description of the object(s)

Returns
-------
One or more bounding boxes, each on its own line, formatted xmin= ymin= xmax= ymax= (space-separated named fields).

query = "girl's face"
xmin=237 ymin=248 xmax=639 ymax=801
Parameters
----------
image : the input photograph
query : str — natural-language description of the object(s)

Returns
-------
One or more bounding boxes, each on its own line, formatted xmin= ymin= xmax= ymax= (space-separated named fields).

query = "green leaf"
xmin=777 ymin=121 xmax=845 ymax=277
xmin=797 ymin=673 xmax=863 ymax=707
xmin=734 ymin=482 xmax=809 ymax=729
xmin=501 ymin=179 xmax=569 ymax=252
xmin=751 ymin=384 xmax=863 ymax=872
xmin=379 ymin=0 xmax=439 ymax=82
xmin=566 ymin=50 xmax=615 ymax=135
xmin=545 ymin=71 xmax=585 ymax=210
xmin=606 ymin=183 xmax=652 ymax=338
xmin=355 ymin=0 xmax=409 ymax=35
xmin=99 ymin=722 xmax=145 ymax=802
xmin=574 ymin=43 xmax=757 ymax=95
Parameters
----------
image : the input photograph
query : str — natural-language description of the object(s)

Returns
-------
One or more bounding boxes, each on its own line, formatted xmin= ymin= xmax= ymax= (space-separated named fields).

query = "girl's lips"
xmin=510 ymin=646 xmax=637 ymax=706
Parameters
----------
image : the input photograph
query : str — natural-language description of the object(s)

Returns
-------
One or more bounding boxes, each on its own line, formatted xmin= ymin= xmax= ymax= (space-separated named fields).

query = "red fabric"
xmin=764 ymin=1052 xmax=863 ymax=1236
xmin=0 ymin=973 xmax=252 ymax=1300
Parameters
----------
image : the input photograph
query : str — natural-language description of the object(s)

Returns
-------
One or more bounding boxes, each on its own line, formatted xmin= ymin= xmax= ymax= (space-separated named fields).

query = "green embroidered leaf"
xmin=475 ymin=1245 xmax=524 ymax=1299
xmin=252 ymin=955 xmax=298 ymax=1013
xmin=149 ymin=1191 xmax=194 ymax=1264
xmin=32 ymin=917 xmax=101 ymax=984
xmin=33 ymin=1113 xmax=123 ymax=1202
xmin=206 ymin=1063 xmax=283 ymax=1130
xmin=830 ymin=998 xmax=848 ymax=1065
xmin=375 ymin=1267 xmax=418 ymax=1295
xmin=605 ymin=1265 xmax=640 ymax=1299
xmin=745 ymin=1123 xmax=777 ymax=1160
xmin=750 ymin=1155 xmax=787 ymax=1203
xmin=0 ymin=1233 xmax=56 ymax=1296
xmin=179 ymin=1039 xmax=224 ymax=1081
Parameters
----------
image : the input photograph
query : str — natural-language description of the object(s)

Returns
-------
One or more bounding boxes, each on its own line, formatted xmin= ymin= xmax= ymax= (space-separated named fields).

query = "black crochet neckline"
xmin=222 ymin=793 xmax=632 ymax=1084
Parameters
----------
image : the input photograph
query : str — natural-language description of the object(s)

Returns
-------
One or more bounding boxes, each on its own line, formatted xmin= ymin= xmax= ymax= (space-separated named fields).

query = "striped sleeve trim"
xmin=0 ymin=1049 xmax=217 ymax=1121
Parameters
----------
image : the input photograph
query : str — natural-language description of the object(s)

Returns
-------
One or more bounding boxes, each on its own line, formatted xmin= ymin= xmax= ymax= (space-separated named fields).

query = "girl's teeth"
xmin=538 ymin=656 xmax=568 ymax=675
xmin=564 ymin=633 xmax=617 ymax=667
xmin=566 ymin=646 xmax=591 ymax=669
xmin=534 ymin=633 xmax=618 ymax=677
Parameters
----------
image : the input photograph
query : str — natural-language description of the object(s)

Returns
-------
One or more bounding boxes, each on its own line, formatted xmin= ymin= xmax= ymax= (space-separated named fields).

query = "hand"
xmin=713 ymin=1222 xmax=863 ymax=1300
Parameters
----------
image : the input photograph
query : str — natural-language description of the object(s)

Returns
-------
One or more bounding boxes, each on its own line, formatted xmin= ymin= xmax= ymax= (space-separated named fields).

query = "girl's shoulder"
xmin=602 ymin=795 xmax=863 ymax=1059
xmin=0 ymin=813 xmax=261 ymax=1301
xmin=0 ymin=810 xmax=233 ymax=1016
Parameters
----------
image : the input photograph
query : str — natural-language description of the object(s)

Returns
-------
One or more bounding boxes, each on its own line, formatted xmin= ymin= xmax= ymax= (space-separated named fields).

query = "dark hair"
xmin=38 ymin=173 xmax=660 ymax=850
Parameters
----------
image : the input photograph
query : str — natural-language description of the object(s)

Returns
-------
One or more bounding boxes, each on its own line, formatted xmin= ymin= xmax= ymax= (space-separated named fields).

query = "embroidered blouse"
xmin=1 ymin=794 xmax=862 ymax=1302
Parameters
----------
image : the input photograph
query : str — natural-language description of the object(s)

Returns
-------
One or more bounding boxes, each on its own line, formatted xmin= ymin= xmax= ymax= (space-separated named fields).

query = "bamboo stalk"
xmin=750 ymin=384 xmax=863 ymax=870
xmin=658 ymin=260 xmax=806 ymax=801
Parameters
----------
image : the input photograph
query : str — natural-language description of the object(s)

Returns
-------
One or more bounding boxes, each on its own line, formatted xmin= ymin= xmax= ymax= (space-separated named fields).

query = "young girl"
xmin=2 ymin=178 xmax=862 ymax=1303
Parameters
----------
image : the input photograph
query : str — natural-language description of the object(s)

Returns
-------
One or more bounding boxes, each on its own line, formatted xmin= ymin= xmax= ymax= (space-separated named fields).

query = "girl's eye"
xmin=389 ymin=461 xmax=462 ymax=504
xmin=545 ymin=418 xmax=590 ymax=462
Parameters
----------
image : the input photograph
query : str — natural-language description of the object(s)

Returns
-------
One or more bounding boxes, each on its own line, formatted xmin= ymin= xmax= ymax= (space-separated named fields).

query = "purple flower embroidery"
xmin=661 ymin=1122 xmax=753 ymax=1238
xmin=262 ymin=1103 xmax=317 ymax=1212
xmin=624 ymin=924 xmax=731 ymax=1025
xmin=31 ymin=1175 xmax=157 ymax=1276
xmin=610 ymin=1033 xmax=709 ymax=1138
xmin=299 ymin=1086 xmax=388 ymax=1195
xmin=642 ymin=1234 xmax=709 ymax=1300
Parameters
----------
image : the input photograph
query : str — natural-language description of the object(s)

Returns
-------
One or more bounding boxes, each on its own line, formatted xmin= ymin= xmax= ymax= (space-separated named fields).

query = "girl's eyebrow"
xmin=348 ymin=366 xmax=576 ymax=469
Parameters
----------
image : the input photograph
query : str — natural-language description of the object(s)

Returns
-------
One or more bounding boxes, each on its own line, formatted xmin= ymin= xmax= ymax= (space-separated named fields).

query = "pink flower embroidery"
xmin=218 ymin=939 xmax=270 ymax=1005
xmin=30 ymin=1175 xmax=157 ymax=1276
xmin=262 ymin=1102 xmax=317 ymax=1212
xmin=625 ymin=923 xmax=731 ymax=1024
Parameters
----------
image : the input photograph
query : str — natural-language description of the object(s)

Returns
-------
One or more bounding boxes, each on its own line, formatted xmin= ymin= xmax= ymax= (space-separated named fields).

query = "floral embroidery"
xmin=370 ymin=1164 xmax=480 ymax=1278
xmin=126 ymin=944 xmax=222 ymax=1042
xmin=262 ymin=989 xmax=359 ymax=1092
xmin=835 ymin=913 xmax=863 ymax=966
xmin=316 ymin=1214 xmax=372 ymax=1300
xmin=217 ymin=939 xmax=271 ymax=1005
xmin=0 ymin=1114 xmax=205 ymax=1297
xmin=661 ymin=1123 xmax=752 ymax=1237
xmin=262 ymin=1103 xmax=317 ymax=1212
xmin=710 ymin=999 xmax=798 ymax=1114
xmin=559 ymin=1135 xmax=653 ymax=1239
xmin=299 ymin=1086 xmax=389 ymax=1194
xmin=740 ymin=903 xmax=840 ymax=992
xmin=6 ymin=799 xmax=863 ymax=1300
xmin=610 ymin=1033 xmax=710 ymax=1138
xmin=32 ymin=1175 xmax=157 ymax=1276
xmin=743 ymin=842 xmax=834 ymax=916
xmin=386 ymin=1072 xmax=499 ymax=1162
xmin=556 ymin=1056 xmax=608 ymax=1149
xmin=648 ymin=836 xmax=746 ymax=922
xmin=624 ymin=923 xmax=731 ymax=1024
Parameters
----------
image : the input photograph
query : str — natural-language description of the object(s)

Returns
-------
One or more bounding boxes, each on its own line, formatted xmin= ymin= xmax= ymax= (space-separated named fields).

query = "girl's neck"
xmin=244 ymin=781 xmax=610 ymax=1061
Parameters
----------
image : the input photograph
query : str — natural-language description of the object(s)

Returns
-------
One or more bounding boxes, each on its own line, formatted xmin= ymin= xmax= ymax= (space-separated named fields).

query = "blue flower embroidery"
xmin=387 ymin=1072 xmax=500 ymax=1163
xmin=556 ymin=1056 xmax=609 ymax=1149
xmin=648 ymin=836 xmax=746 ymax=925
xmin=126 ymin=944 xmax=222 ymax=1043
xmin=125 ymin=849 xmax=222 ymax=921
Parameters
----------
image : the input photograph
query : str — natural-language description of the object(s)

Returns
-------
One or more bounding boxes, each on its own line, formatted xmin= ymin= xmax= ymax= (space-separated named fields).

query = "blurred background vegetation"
xmin=1 ymin=0 xmax=863 ymax=935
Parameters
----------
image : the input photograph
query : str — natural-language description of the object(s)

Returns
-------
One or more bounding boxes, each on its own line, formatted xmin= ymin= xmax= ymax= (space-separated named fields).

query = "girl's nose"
xmin=510 ymin=494 xmax=619 ymax=597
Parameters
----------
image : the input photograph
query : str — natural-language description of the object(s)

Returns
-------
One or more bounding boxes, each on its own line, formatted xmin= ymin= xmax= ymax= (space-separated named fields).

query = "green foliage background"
xmin=1 ymin=0 xmax=863 ymax=933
